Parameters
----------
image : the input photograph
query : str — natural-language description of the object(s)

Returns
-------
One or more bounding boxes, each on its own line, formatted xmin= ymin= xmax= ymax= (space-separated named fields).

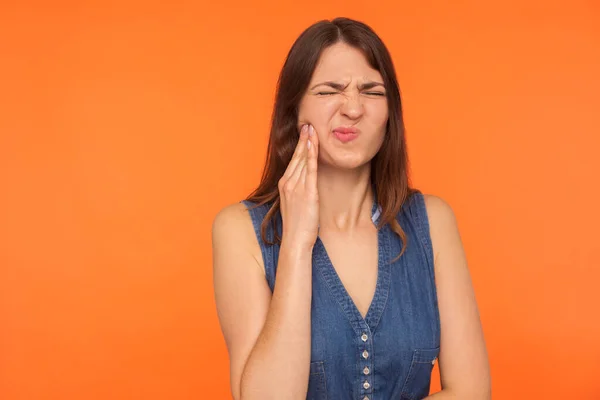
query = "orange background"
xmin=1 ymin=1 xmax=599 ymax=399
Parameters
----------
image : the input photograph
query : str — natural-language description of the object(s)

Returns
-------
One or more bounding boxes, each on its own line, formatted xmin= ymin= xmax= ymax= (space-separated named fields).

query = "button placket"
xmin=360 ymin=331 xmax=373 ymax=396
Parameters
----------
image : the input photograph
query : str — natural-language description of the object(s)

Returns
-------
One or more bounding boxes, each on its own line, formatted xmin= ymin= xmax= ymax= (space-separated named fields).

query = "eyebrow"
xmin=310 ymin=81 xmax=385 ymax=90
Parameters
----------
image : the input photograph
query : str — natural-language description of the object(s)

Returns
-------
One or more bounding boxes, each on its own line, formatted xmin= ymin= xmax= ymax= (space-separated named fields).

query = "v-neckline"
xmin=313 ymin=197 xmax=392 ymax=334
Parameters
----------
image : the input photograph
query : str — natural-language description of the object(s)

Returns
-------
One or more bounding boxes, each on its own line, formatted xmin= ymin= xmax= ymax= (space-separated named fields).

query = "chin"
xmin=322 ymin=151 xmax=369 ymax=170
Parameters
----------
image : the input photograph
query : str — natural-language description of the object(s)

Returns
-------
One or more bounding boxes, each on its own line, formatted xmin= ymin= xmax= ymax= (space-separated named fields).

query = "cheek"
xmin=365 ymin=101 xmax=388 ymax=120
xmin=364 ymin=105 xmax=388 ymax=147
xmin=298 ymin=100 xmax=338 ymax=131
xmin=309 ymin=99 xmax=339 ymax=119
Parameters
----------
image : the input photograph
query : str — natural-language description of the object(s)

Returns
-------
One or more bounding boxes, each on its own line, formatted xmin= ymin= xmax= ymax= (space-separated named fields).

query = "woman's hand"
xmin=278 ymin=124 xmax=320 ymax=251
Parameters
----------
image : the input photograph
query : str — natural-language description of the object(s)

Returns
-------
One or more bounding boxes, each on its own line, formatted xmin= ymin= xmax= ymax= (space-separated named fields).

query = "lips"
xmin=333 ymin=126 xmax=359 ymax=143
xmin=333 ymin=126 xmax=359 ymax=134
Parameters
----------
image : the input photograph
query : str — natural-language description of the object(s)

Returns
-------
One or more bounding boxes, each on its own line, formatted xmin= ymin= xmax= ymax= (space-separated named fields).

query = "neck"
xmin=317 ymin=163 xmax=375 ymax=232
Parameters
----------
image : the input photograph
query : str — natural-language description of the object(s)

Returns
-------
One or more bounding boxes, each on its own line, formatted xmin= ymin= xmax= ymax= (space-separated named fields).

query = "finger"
xmin=282 ymin=125 xmax=309 ymax=180
xmin=283 ymin=124 xmax=311 ymax=181
xmin=287 ymin=147 xmax=308 ymax=188
xmin=289 ymin=124 xmax=308 ymax=163
xmin=301 ymin=141 xmax=311 ymax=185
xmin=301 ymin=129 xmax=316 ymax=185
xmin=306 ymin=128 xmax=318 ymax=189
xmin=308 ymin=125 xmax=319 ymax=150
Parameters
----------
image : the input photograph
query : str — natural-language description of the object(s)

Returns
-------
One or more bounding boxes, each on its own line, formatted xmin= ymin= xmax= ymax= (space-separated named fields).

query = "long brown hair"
xmin=245 ymin=17 xmax=416 ymax=260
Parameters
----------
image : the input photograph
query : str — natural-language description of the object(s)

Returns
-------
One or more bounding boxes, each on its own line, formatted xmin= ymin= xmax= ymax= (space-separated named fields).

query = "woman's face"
xmin=297 ymin=42 xmax=388 ymax=170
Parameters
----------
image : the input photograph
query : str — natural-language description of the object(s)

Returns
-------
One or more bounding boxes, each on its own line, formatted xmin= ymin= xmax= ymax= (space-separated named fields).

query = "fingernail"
xmin=308 ymin=125 xmax=314 ymax=136
xmin=307 ymin=140 xmax=312 ymax=149
xmin=301 ymin=125 xmax=308 ymax=135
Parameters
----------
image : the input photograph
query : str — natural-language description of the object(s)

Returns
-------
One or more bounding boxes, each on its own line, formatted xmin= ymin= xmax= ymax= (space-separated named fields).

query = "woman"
xmin=212 ymin=17 xmax=491 ymax=400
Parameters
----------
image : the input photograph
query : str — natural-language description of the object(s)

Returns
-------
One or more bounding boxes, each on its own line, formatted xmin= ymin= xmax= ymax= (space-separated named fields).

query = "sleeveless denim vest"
xmin=241 ymin=190 xmax=440 ymax=400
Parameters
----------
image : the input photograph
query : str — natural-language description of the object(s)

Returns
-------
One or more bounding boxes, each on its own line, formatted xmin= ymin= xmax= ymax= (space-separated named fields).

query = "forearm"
xmin=239 ymin=242 xmax=313 ymax=399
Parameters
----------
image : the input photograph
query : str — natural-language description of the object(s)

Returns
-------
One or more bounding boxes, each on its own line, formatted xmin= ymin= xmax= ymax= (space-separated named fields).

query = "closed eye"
xmin=316 ymin=92 xmax=386 ymax=96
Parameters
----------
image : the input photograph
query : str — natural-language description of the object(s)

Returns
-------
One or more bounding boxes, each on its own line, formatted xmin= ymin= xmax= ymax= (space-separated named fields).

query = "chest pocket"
xmin=400 ymin=347 xmax=439 ymax=400
xmin=306 ymin=361 xmax=327 ymax=400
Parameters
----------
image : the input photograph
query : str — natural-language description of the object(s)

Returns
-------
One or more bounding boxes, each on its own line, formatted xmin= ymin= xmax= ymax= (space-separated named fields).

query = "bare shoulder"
xmin=422 ymin=193 xmax=460 ymax=236
xmin=212 ymin=202 xmax=251 ymax=234
xmin=212 ymin=201 xmax=264 ymax=274
xmin=212 ymin=201 xmax=257 ymax=249
xmin=422 ymin=194 xmax=457 ymax=225
xmin=421 ymin=194 xmax=461 ymax=265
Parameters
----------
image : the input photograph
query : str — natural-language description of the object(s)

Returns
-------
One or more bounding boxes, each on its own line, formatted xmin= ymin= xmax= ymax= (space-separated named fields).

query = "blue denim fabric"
xmin=241 ymin=190 xmax=440 ymax=400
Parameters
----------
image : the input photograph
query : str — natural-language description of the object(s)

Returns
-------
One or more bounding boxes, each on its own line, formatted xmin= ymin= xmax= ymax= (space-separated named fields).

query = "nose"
xmin=339 ymin=91 xmax=364 ymax=119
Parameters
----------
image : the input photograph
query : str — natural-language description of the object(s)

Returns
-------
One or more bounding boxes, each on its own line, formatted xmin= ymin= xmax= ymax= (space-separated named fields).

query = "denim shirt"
xmin=242 ymin=190 xmax=441 ymax=400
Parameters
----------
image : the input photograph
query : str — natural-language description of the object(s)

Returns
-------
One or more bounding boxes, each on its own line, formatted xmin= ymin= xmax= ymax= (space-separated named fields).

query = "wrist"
xmin=279 ymin=238 xmax=314 ymax=262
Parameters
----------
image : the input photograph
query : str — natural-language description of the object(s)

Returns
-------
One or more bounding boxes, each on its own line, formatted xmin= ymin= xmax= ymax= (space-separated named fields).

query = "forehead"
xmin=311 ymin=43 xmax=382 ymax=82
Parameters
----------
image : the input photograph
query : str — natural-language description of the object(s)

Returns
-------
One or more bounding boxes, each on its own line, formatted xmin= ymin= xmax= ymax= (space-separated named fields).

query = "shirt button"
xmin=363 ymin=380 xmax=370 ymax=389
xmin=363 ymin=366 xmax=370 ymax=375
xmin=361 ymin=333 xmax=368 ymax=342
xmin=362 ymin=350 xmax=369 ymax=359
